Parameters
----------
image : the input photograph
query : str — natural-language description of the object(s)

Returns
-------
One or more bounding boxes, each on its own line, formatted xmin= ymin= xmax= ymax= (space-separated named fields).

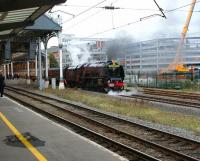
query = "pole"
xmin=58 ymin=31 xmax=65 ymax=90
xmin=11 ymin=61 xmax=13 ymax=79
xmin=45 ymin=44 xmax=49 ymax=88
xmin=38 ymin=37 xmax=43 ymax=90
xmin=7 ymin=63 xmax=9 ymax=78
xmin=45 ymin=46 xmax=48 ymax=79
xmin=57 ymin=15 xmax=65 ymax=90
xmin=35 ymin=53 xmax=38 ymax=77
xmin=27 ymin=60 xmax=30 ymax=84
xmin=3 ymin=64 xmax=6 ymax=79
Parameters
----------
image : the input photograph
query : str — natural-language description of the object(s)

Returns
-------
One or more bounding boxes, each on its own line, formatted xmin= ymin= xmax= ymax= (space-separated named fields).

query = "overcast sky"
xmin=47 ymin=0 xmax=200 ymax=47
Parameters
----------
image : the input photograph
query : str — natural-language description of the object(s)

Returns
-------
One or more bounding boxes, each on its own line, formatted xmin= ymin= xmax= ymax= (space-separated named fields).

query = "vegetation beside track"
xmin=43 ymin=88 xmax=200 ymax=134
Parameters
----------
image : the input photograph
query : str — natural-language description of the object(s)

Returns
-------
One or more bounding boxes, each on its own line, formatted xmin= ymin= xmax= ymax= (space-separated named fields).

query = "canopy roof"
xmin=25 ymin=14 xmax=61 ymax=31
xmin=19 ymin=14 xmax=61 ymax=38
xmin=0 ymin=0 xmax=66 ymax=38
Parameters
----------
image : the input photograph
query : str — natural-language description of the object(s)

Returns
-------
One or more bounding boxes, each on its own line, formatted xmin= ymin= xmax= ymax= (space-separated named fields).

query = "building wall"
xmin=125 ymin=37 xmax=200 ymax=74
xmin=47 ymin=46 xmax=72 ymax=67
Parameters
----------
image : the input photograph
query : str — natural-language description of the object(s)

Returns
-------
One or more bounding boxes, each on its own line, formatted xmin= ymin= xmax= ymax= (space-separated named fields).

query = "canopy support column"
xmin=11 ymin=61 xmax=13 ymax=79
xmin=38 ymin=37 xmax=43 ymax=90
xmin=27 ymin=60 xmax=30 ymax=84
xmin=35 ymin=53 xmax=38 ymax=78
xmin=58 ymin=31 xmax=64 ymax=90
xmin=44 ymin=43 xmax=49 ymax=88
xmin=3 ymin=64 xmax=6 ymax=79
xmin=7 ymin=63 xmax=10 ymax=79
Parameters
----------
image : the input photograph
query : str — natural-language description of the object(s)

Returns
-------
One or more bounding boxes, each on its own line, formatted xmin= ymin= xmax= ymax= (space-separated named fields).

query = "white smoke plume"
xmin=67 ymin=43 xmax=92 ymax=66
xmin=108 ymin=88 xmax=138 ymax=96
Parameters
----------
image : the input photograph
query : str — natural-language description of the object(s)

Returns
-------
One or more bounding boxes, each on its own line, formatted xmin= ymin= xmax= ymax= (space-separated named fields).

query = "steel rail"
xmin=121 ymin=94 xmax=200 ymax=108
xmin=143 ymin=88 xmax=200 ymax=100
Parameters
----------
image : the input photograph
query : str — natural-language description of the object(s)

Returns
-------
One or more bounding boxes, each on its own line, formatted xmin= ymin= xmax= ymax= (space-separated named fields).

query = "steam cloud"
xmin=67 ymin=43 xmax=91 ymax=66
xmin=108 ymin=88 xmax=139 ymax=96
xmin=106 ymin=31 xmax=134 ymax=60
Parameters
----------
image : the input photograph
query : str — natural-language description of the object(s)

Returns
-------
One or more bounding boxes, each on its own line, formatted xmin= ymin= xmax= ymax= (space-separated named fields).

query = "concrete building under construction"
xmin=125 ymin=37 xmax=200 ymax=74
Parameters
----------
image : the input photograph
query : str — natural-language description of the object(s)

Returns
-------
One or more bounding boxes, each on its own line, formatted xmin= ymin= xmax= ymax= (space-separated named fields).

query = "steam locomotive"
xmin=49 ymin=61 xmax=125 ymax=91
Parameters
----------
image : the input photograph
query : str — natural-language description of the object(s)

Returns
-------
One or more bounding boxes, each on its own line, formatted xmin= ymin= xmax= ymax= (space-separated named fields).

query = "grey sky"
xmin=48 ymin=0 xmax=200 ymax=46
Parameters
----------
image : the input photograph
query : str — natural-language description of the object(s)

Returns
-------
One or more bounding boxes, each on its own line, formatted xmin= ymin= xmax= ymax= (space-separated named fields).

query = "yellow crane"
xmin=166 ymin=0 xmax=196 ymax=72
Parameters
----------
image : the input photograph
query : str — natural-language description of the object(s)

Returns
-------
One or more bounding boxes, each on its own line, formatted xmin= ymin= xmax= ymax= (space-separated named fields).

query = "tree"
xmin=48 ymin=53 xmax=59 ymax=68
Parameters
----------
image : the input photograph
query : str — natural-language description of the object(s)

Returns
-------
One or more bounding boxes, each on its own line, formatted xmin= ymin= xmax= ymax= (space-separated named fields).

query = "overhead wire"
xmin=65 ymin=9 xmax=104 ymax=30
xmin=58 ymin=4 xmax=94 ymax=8
xmin=57 ymin=0 xmax=200 ymax=27
xmin=165 ymin=0 xmax=200 ymax=13
xmin=87 ymin=19 xmax=141 ymax=37
xmin=58 ymin=0 xmax=120 ymax=8
xmin=61 ymin=0 xmax=108 ymax=25
xmin=47 ymin=0 xmax=109 ymax=34
xmin=62 ymin=0 xmax=121 ymax=30
xmin=50 ymin=0 xmax=200 ymax=38
xmin=86 ymin=0 xmax=200 ymax=37
xmin=57 ymin=4 xmax=200 ymax=12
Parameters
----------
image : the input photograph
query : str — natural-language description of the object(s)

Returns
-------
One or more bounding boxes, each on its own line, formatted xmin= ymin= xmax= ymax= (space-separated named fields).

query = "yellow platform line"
xmin=0 ymin=112 xmax=48 ymax=161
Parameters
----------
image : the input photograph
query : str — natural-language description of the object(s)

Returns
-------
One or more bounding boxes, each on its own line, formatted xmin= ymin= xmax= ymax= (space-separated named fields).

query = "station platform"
xmin=0 ymin=96 xmax=126 ymax=161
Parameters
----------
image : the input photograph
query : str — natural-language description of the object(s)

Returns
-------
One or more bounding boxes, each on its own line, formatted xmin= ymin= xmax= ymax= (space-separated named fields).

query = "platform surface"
xmin=0 ymin=96 xmax=126 ymax=161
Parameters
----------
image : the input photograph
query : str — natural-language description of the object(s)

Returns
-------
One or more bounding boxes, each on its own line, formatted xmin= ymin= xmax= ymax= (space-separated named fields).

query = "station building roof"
xmin=0 ymin=0 xmax=66 ymax=39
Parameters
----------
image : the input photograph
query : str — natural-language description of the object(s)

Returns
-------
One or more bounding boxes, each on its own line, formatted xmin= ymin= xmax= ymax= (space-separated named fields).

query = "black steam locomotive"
xmin=49 ymin=61 xmax=125 ymax=91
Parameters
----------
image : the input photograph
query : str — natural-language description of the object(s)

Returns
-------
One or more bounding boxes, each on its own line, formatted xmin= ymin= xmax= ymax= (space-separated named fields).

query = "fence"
xmin=125 ymin=72 xmax=200 ymax=90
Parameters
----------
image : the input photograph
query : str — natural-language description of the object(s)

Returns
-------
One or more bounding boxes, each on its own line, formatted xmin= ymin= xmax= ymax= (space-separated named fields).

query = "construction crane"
xmin=166 ymin=0 xmax=196 ymax=72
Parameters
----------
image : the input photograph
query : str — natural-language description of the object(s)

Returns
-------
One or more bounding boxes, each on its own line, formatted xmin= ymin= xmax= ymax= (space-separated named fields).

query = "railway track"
xmin=73 ymin=88 xmax=200 ymax=109
xmin=143 ymin=88 xmax=200 ymax=101
xmin=5 ymin=86 xmax=200 ymax=161
xmin=77 ymin=88 xmax=200 ymax=109
xmin=120 ymin=91 xmax=200 ymax=109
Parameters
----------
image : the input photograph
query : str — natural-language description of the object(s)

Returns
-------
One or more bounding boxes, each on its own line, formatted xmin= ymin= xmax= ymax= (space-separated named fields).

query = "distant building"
xmin=87 ymin=41 xmax=107 ymax=62
xmin=61 ymin=34 xmax=109 ymax=63
xmin=125 ymin=37 xmax=200 ymax=74
xmin=47 ymin=46 xmax=72 ymax=67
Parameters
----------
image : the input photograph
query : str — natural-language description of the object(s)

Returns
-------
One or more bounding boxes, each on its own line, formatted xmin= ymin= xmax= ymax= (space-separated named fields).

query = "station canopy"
xmin=0 ymin=0 xmax=66 ymax=39
xmin=22 ymin=14 xmax=62 ymax=37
